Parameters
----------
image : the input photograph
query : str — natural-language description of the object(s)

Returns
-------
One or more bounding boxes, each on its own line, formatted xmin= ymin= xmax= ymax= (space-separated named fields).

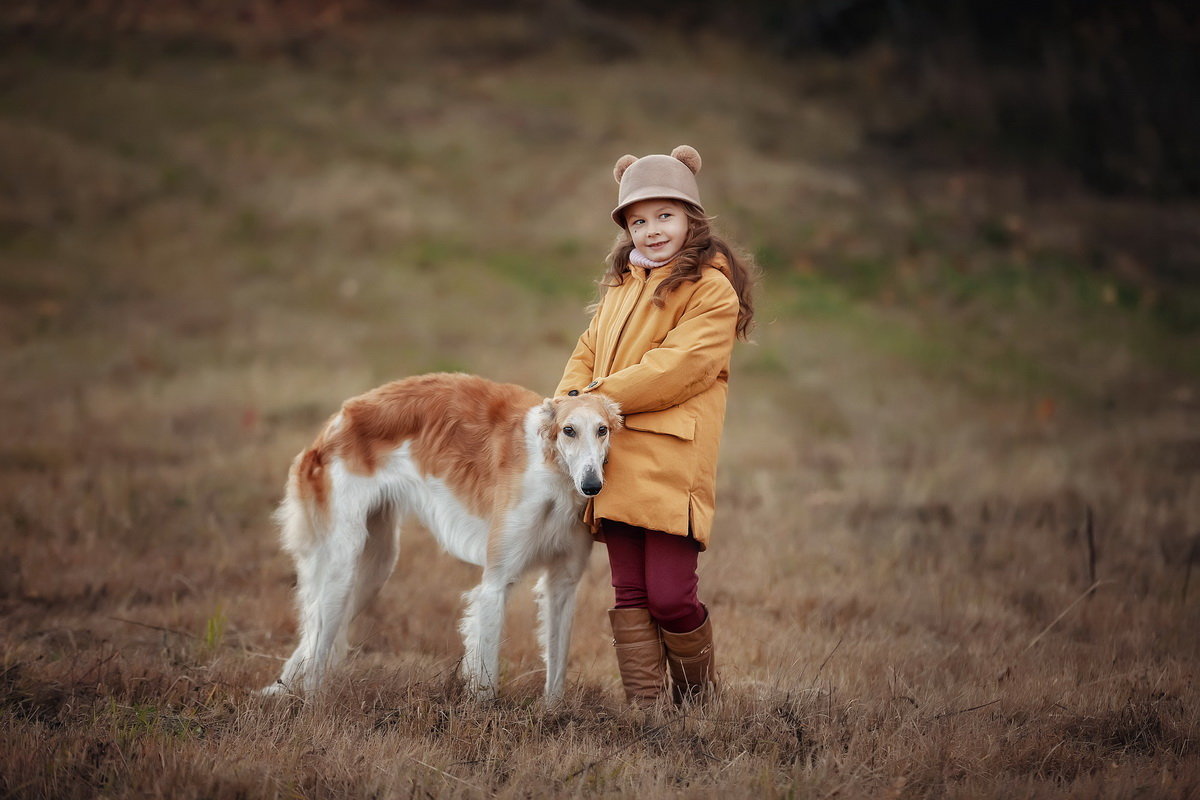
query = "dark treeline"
xmin=584 ymin=0 xmax=1199 ymax=198
xmin=5 ymin=0 xmax=1197 ymax=197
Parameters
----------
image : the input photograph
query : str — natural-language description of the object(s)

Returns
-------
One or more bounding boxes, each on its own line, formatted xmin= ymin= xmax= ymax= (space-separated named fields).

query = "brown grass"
xmin=1 ymin=11 xmax=1198 ymax=799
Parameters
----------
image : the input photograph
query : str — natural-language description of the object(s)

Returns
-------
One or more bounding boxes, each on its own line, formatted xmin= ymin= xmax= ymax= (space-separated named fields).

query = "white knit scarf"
xmin=629 ymin=248 xmax=673 ymax=269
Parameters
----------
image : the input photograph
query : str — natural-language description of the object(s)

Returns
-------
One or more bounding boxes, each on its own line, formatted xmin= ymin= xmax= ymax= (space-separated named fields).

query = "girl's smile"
xmin=623 ymin=199 xmax=690 ymax=263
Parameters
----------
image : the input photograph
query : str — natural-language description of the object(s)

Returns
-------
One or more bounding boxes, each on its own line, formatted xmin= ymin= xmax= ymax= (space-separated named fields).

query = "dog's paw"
xmin=465 ymin=681 xmax=498 ymax=703
xmin=257 ymin=680 xmax=291 ymax=697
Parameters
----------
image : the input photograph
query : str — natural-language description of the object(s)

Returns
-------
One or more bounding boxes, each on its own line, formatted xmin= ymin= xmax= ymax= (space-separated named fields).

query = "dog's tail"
xmin=276 ymin=431 xmax=334 ymax=557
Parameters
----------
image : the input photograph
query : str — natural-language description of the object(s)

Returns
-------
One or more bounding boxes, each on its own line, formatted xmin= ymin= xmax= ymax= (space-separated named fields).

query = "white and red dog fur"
xmin=263 ymin=373 xmax=621 ymax=701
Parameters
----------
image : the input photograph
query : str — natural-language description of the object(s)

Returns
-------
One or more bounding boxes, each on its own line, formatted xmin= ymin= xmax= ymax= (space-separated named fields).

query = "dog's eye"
xmin=563 ymin=426 xmax=576 ymax=438
xmin=598 ymin=426 xmax=608 ymax=437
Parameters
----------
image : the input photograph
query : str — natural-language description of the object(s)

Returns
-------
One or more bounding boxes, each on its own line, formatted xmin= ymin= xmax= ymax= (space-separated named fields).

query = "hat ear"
xmin=670 ymin=145 xmax=702 ymax=175
xmin=613 ymin=154 xmax=637 ymax=184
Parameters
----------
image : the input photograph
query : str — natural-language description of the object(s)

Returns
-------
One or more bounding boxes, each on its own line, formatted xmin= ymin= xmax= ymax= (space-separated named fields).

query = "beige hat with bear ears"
xmin=611 ymin=145 xmax=703 ymax=227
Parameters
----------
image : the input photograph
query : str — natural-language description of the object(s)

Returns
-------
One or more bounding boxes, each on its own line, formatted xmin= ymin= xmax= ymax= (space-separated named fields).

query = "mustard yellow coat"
xmin=555 ymin=255 xmax=739 ymax=550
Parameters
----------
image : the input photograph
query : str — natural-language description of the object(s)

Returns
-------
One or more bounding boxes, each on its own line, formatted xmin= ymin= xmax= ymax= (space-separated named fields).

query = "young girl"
xmin=556 ymin=145 xmax=756 ymax=707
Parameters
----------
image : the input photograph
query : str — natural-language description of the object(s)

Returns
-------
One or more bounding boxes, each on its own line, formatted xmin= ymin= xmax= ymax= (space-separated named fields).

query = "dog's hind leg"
xmin=536 ymin=535 xmax=590 ymax=703
xmin=332 ymin=504 xmax=400 ymax=660
xmin=273 ymin=511 xmax=369 ymax=695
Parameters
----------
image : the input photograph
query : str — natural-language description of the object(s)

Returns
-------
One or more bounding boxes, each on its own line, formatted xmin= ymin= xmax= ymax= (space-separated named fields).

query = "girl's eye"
xmin=659 ymin=213 xmax=671 ymax=220
xmin=563 ymin=426 xmax=576 ymax=438
xmin=598 ymin=426 xmax=608 ymax=437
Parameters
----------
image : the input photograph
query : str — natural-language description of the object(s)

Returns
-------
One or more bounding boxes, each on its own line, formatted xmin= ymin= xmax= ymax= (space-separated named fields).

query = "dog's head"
xmin=539 ymin=394 xmax=622 ymax=497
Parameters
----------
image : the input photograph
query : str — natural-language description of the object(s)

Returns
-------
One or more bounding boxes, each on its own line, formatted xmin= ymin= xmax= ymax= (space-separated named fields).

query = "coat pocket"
xmin=623 ymin=407 xmax=696 ymax=441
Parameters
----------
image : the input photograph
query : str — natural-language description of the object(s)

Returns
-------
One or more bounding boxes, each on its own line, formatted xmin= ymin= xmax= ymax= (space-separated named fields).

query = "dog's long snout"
xmin=580 ymin=467 xmax=603 ymax=497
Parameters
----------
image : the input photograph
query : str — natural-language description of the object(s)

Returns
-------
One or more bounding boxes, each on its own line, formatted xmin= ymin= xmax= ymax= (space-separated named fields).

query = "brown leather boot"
xmin=609 ymin=607 xmax=667 ymax=709
xmin=662 ymin=612 xmax=718 ymax=704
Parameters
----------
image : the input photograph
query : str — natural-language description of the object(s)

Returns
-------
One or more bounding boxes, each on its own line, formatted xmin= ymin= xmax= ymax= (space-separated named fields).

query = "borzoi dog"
xmin=263 ymin=373 xmax=621 ymax=701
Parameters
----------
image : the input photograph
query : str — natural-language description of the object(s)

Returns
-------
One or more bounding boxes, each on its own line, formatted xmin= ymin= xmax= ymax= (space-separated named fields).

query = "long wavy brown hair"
xmin=596 ymin=203 xmax=758 ymax=340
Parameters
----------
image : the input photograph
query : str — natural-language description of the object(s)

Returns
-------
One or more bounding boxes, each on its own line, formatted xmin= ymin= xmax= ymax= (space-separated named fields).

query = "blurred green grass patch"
xmin=835 ymin=254 xmax=891 ymax=300
xmin=201 ymin=605 xmax=227 ymax=654
xmin=742 ymin=345 xmax=790 ymax=376
xmin=487 ymin=248 xmax=590 ymax=297
xmin=400 ymin=237 xmax=471 ymax=271
xmin=754 ymin=242 xmax=789 ymax=273
xmin=780 ymin=273 xmax=856 ymax=319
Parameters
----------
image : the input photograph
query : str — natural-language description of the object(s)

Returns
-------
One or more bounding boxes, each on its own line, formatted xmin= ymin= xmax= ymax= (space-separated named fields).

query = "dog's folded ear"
xmin=598 ymin=395 xmax=623 ymax=429
xmin=537 ymin=398 xmax=557 ymax=440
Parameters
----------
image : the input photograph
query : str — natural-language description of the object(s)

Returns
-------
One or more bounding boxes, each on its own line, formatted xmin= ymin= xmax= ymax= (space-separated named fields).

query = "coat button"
xmin=567 ymin=390 xmax=579 ymax=396
xmin=586 ymin=381 xmax=599 ymax=390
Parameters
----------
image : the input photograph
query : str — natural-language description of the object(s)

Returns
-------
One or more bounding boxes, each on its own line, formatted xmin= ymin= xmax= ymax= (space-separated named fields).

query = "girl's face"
xmin=623 ymin=199 xmax=690 ymax=262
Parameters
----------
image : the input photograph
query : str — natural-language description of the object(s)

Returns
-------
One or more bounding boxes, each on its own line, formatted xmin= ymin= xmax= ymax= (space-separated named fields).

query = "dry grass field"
xmin=1 ymin=11 xmax=1198 ymax=798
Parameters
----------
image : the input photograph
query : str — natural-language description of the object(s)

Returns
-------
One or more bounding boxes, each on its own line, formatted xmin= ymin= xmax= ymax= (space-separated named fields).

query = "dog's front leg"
xmin=459 ymin=572 xmax=512 ymax=700
xmin=537 ymin=536 xmax=590 ymax=703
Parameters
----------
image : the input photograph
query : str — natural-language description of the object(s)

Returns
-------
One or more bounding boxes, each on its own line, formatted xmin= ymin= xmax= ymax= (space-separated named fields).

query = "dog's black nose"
xmin=581 ymin=481 xmax=602 ymax=496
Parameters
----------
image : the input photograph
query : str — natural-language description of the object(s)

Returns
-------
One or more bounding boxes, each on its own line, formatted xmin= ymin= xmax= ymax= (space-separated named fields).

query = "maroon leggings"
xmin=603 ymin=520 xmax=707 ymax=634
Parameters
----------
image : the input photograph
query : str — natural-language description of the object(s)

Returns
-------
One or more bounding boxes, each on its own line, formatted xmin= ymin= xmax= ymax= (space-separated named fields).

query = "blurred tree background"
xmin=9 ymin=0 xmax=1199 ymax=198
xmin=5 ymin=0 xmax=1196 ymax=312
xmin=1 ymin=0 xmax=1197 ymax=393
xmin=613 ymin=0 xmax=1200 ymax=199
